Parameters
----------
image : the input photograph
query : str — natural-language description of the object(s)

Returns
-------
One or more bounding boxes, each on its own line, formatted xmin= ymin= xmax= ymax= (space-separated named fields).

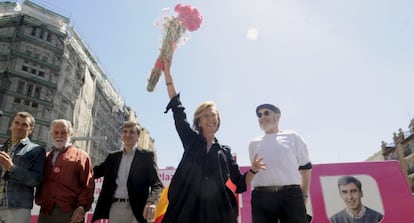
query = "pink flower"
xmin=146 ymin=4 xmax=203 ymax=92
xmin=174 ymin=4 xmax=203 ymax=32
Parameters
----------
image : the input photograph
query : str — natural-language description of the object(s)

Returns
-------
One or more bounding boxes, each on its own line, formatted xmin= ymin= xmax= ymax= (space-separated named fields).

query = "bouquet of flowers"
xmin=146 ymin=4 xmax=203 ymax=92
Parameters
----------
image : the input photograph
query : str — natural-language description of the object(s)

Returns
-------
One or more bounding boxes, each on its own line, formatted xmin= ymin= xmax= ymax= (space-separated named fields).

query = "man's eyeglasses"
xmin=257 ymin=110 xmax=271 ymax=118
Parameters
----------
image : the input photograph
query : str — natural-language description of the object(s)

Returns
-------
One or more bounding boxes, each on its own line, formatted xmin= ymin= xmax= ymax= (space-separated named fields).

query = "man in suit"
xmin=92 ymin=121 xmax=163 ymax=223
xmin=0 ymin=111 xmax=46 ymax=223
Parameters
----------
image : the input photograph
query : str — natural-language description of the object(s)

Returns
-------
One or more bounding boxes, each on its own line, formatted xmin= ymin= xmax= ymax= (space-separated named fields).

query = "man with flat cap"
xmin=248 ymin=103 xmax=312 ymax=223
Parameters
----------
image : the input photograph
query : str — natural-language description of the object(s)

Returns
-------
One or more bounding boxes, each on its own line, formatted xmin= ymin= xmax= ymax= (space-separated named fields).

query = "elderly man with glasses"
xmin=248 ymin=104 xmax=312 ymax=223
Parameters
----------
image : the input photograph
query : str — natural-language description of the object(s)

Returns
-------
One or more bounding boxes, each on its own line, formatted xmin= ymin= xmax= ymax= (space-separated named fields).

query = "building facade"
xmin=381 ymin=119 xmax=414 ymax=193
xmin=0 ymin=0 xmax=154 ymax=165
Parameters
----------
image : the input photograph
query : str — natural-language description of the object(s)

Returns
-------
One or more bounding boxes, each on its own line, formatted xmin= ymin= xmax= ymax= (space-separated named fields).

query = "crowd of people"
xmin=0 ymin=56 xmax=313 ymax=223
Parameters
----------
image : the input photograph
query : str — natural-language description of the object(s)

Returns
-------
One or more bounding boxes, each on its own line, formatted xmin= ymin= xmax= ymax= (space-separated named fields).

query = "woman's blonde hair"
xmin=193 ymin=101 xmax=221 ymax=133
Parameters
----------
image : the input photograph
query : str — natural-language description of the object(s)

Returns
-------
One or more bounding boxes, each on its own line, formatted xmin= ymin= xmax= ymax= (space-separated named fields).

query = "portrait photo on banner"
xmin=320 ymin=174 xmax=384 ymax=221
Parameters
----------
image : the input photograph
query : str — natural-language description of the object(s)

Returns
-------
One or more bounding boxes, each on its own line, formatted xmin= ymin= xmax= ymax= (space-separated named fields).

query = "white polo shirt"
xmin=249 ymin=130 xmax=310 ymax=188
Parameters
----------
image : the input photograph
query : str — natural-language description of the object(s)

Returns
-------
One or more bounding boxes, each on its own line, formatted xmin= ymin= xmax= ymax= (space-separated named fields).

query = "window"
xmin=391 ymin=151 xmax=398 ymax=160
xmin=31 ymin=103 xmax=38 ymax=108
xmin=34 ymin=86 xmax=41 ymax=98
xmin=14 ymin=98 xmax=21 ymax=103
xmin=38 ymin=71 xmax=45 ymax=77
xmin=408 ymin=159 xmax=414 ymax=175
xmin=22 ymin=65 xmax=29 ymax=72
xmin=404 ymin=144 xmax=412 ymax=157
xmin=46 ymin=33 xmax=51 ymax=42
xmin=31 ymin=27 xmax=36 ymax=36
xmin=410 ymin=141 xmax=414 ymax=154
xmin=16 ymin=81 xmax=25 ymax=94
xmin=26 ymin=84 xmax=33 ymax=97
xmin=30 ymin=69 xmax=37 ymax=75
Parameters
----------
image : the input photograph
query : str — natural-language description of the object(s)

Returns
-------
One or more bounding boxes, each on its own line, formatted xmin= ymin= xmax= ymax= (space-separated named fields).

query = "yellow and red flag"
xmin=154 ymin=186 xmax=169 ymax=223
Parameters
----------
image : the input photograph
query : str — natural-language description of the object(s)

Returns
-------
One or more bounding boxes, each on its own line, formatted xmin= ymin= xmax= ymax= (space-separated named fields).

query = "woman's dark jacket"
xmin=162 ymin=94 xmax=248 ymax=223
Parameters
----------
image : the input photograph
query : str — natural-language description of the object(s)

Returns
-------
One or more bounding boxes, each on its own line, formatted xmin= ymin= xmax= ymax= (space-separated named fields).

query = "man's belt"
xmin=254 ymin=185 xmax=300 ymax=192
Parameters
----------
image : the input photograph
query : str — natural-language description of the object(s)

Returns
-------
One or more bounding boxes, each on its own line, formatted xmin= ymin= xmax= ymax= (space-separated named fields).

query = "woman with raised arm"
xmin=161 ymin=56 xmax=265 ymax=223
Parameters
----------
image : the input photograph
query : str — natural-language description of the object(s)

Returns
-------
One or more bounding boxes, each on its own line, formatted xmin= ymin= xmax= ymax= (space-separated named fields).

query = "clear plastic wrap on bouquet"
xmin=146 ymin=4 xmax=203 ymax=92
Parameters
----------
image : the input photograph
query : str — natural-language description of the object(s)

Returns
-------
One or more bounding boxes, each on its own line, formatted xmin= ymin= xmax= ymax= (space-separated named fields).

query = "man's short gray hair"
xmin=50 ymin=119 xmax=74 ymax=135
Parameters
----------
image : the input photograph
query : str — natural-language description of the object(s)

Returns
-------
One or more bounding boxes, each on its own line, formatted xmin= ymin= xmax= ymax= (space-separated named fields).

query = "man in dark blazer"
xmin=92 ymin=121 xmax=163 ymax=223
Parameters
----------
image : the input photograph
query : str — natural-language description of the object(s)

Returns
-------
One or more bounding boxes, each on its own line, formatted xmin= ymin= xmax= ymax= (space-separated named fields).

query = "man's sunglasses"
xmin=257 ymin=110 xmax=271 ymax=118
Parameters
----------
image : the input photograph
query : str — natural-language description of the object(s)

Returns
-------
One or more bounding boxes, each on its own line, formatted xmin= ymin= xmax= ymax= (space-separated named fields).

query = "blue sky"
xmin=29 ymin=0 xmax=414 ymax=168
